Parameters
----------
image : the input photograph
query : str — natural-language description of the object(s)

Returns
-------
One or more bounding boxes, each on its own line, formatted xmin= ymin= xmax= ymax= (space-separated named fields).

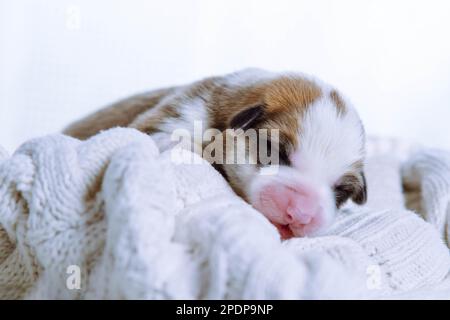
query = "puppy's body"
xmin=65 ymin=68 xmax=366 ymax=239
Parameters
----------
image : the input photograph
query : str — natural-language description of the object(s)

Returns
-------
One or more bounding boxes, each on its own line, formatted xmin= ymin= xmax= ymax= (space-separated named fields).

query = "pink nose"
xmin=254 ymin=183 xmax=324 ymax=239
xmin=285 ymin=192 xmax=321 ymax=225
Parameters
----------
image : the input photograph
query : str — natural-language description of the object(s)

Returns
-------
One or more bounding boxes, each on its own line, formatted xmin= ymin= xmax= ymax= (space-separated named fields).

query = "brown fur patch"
xmin=264 ymin=77 xmax=322 ymax=114
xmin=64 ymin=88 xmax=175 ymax=139
xmin=130 ymin=103 xmax=181 ymax=134
xmin=329 ymin=90 xmax=347 ymax=115
xmin=208 ymin=76 xmax=322 ymax=150
xmin=263 ymin=77 xmax=322 ymax=146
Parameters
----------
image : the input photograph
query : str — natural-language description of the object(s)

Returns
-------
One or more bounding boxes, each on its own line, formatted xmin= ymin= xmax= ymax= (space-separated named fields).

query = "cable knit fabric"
xmin=402 ymin=150 xmax=450 ymax=247
xmin=0 ymin=129 xmax=449 ymax=299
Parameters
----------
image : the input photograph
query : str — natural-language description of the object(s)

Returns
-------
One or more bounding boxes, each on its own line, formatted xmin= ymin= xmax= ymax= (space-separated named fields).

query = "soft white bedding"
xmin=0 ymin=129 xmax=449 ymax=299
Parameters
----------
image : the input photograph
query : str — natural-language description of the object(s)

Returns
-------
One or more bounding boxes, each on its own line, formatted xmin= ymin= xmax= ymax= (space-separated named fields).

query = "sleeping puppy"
xmin=64 ymin=68 xmax=367 ymax=239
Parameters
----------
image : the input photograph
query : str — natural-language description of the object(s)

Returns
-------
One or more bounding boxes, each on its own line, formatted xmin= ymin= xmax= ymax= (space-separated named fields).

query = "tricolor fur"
xmin=65 ymin=68 xmax=367 ymax=239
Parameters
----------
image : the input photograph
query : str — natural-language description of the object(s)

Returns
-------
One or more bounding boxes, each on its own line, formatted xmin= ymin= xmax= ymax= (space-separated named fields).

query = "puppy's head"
xmin=213 ymin=75 xmax=366 ymax=239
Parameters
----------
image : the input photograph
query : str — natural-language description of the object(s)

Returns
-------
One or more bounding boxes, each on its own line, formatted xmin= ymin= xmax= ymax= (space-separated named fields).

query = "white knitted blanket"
xmin=0 ymin=129 xmax=449 ymax=300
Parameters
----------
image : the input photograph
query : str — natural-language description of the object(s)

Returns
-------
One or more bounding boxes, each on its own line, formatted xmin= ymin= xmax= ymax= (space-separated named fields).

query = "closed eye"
xmin=264 ymin=139 xmax=291 ymax=166
xmin=278 ymin=146 xmax=290 ymax=165
xmin=256 ymin=137 xmax=291 ymax=166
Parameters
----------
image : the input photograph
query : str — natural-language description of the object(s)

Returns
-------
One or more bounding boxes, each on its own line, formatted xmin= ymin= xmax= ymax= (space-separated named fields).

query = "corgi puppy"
xmin=64 ymin=69 xmax=367 ymax=239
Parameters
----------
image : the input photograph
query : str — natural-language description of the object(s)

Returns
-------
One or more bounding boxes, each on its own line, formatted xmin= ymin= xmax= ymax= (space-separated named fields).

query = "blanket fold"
xmin=402 ymin=149 xmax=450 ymax=246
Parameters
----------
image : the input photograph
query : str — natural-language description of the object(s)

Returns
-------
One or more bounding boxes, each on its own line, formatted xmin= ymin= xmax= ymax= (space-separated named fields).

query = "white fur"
xmin=161 ymin=96 xmax=209 ymax=133
xmin=292 ymin=97 xmax=365 ymax=185
xmin=158 ymin=95 xmax=209 ymax=155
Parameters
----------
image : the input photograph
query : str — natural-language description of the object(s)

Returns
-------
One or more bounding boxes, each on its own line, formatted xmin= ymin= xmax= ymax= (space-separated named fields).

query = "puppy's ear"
xmin=334 ymin=171 xmax=367 ymax=208
xmin=351 ymin=171 xmax=367 ymax=205
xmin=230 ymin=105 xmax=265 ymax=130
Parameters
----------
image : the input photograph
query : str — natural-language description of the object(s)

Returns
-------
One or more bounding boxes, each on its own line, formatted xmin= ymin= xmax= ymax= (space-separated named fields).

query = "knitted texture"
xmin=0 ymin=129 xmax=449 ymax=299
xmin=402 ymin=150 xmax=450 ymax=246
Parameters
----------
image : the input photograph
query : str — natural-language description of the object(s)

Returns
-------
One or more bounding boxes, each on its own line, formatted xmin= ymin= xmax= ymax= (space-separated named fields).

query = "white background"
xmin=1 ymin=0 xmax=449 ymax=153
